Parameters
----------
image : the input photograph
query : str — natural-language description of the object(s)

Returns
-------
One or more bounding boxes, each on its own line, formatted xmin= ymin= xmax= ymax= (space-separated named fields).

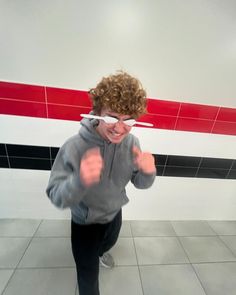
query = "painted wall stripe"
xmin=1 ymin=81 xmax=236 ymax=136
xmin=0 ymin=143 xmax=235 ymax=179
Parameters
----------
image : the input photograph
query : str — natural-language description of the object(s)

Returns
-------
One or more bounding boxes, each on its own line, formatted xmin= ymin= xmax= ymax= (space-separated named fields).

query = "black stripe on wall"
xmin=0 ymin=143 xmax=236 ymax=180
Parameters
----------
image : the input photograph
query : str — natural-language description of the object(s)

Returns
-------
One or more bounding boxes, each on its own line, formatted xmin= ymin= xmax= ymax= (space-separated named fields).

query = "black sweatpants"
xmin=71 ymin=210 xmax=122 ymax=295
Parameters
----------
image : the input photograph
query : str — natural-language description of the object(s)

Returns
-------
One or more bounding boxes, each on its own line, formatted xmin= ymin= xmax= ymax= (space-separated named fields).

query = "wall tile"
xmin=139 ymin=113 xmax=176 ymax=129
xmin=50 ymin=147 xmax=59 ymax=159
xmin=197 ymin=168 xmax=228 ymax=179
xmin=163 ymin=166 xmax=197 ymax=177
xmin=0 ymin=156 xmax=9 ymax=168
xmin=147 ymin=99 xmax=180 ymax=116
xmin=175 ymin=118 xmax=213 ymax=133
xmin=6 ymin=144 xmax=50 ymax=159
xmin=47 ymin=104 xmax=90 ymax=121
xmin=0 ymin=99 xmax=47 ymax=118
xmin=154 ymin=155 xmax=167 ymax=166
xmin=200 ymin=158 xmax=233 ymax=169
xmin=0 ymin=81 xmax=45 ymax=102
xmin=166 ymin=155 xmax=201 ymax=167
xmin=46 ymin=87 xmax=91 ymax=107
xmin=156 ymin=165 xmax=164 ymax=176
xmin=216 ymin=107 xmax=236 ymax=123
xmin=212 ymin=121 xmax=236 ymax=136
xmin=0 ymin=144 xmax=7 ymax=156
xmin=227 ymin=170 xmax=236 ymax=179
xmin=179 ymin=103 xmax=219 ymax=120
xmin=9 ymin=157 xmax=51 ymax=170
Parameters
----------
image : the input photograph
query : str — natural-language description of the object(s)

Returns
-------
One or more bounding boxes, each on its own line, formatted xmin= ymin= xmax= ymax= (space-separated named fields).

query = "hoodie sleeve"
xmin=130 ymin=137 xmax=156 ymax=189
xmin=46 ymin=142 xmax=87 ymax=209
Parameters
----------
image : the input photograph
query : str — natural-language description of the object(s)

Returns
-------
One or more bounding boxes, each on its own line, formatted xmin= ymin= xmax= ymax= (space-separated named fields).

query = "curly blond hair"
xmin=89 ymin=71 xmax=147 ymax=118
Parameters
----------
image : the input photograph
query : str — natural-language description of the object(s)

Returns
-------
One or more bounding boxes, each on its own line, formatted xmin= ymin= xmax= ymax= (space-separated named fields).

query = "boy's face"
xmin=96 ymin=109 xmax=133 ymax=144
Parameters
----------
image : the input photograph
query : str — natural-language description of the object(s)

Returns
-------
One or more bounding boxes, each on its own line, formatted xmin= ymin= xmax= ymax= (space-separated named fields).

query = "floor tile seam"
xmin=129 ymin=227 xmax=145 ymax=295
xmin=15 ymin=220 xmax=44 ymax=268
xmin=29 ymin=235 xmax=71 ymax=239
xmin=170 ymin=220 xmax=180 ymax=237
xmin=115 ymin=264 xmax=191 ymax=268
xmin=13 ymin=266 xmax=76 ymax=270
xmin=189 ymin=263 xmax=208 ymax=295
xmin=176 ymin=233 xmax=236 ymax=264
xmin=14 ymin=263 xmax=200 ymax=269
xmin=176 ymin=235 xmax=208 ymax=295
xmin=205 ymin=220 xmax=229 ymax=236
xmin=0 ymin=220 xmax=43 ymax=295
xmin=191 ymin=260 xmax=236 ymax=265
xmin=132 ymin=234 xmax=220 ymax=238
xmin=187 ymin=258 xmax=236 ymax=264
xmin=117 ymin=261 xmax=236 ymax=266
xmin=217 ymin=235 xmax=236 ymax=259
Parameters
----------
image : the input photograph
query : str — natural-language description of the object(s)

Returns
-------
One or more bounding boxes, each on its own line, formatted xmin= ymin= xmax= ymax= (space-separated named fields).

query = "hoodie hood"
xmin=79 ymin=116 xmax=105 ymax=147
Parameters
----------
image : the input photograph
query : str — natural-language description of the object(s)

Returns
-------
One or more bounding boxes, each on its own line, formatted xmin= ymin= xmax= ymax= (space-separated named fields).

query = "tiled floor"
xmin=1 ymin=220 xmax=236 ymax=295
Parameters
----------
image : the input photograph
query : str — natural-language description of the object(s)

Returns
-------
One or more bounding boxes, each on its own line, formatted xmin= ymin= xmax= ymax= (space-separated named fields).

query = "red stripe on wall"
xmin=0 ymin=81 xmax=236 ymax=136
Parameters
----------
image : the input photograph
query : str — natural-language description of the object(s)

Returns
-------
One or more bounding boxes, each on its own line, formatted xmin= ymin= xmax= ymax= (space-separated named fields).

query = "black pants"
xmin=71 ymin=210 xmax=122 ymax=295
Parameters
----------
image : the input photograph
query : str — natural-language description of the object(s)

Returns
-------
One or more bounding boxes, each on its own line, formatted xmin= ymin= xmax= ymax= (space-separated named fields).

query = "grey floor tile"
xmin=35 ymin=219 xmax=71 ymax=237
xmin=99 ymin=266 xmax=143 ymax=295
xmin=0 ymin=219 xmax=41 ymax=237
xmin=0 ymin=270 xmax=14 ymax=294
xmin=180 ymin=236 xmax=236 ymax=263
xmin=134 ymin=237 xmax=189 ymax=265
xmin=18 ymin=237 xmax=75 ymax=268
xmin=171 ymin=221 xmax=216 ymax=236
xmin=208 ymin=221 xmax=236 ymax=235
xmin=131 ymin=220 xmax=176 ymax=237
xmin=120 ymin=221 xmax=132 ymax=237
xmin=193 ymin=262 xmax=236 ymax=295
xmin=0 ymin=238 xmax=31 ymax=268
xmin=140 ymin=264 xmax=206 ymax=295
xmin=2 ymin=268 xmax=77 ymax=295
xmin=220 ymin=236 xmax=236 ymax=257
xmin=109 ymin=238 xmax=137 ymax=266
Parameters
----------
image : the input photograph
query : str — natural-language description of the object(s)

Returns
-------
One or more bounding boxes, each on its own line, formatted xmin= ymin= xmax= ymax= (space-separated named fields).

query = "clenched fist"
xmin=133 ymin=146 xmax=156 ymax=174
xmin=80 ymin=147 xmax=104 ymax=187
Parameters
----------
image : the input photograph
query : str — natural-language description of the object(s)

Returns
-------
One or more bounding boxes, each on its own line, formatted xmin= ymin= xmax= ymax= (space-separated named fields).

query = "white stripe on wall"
xmin=1 ymin=114 xmax=236 ymax=159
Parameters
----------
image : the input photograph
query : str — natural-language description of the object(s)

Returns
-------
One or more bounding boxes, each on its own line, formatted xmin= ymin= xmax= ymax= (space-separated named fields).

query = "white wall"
xmin=0 ymin=0 xmax=236 ymax=107
xmin=0 ymin=0 xmax=235 ymax=220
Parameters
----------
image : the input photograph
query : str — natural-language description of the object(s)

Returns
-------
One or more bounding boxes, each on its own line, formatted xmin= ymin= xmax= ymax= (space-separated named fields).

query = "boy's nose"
xmin=113 ymin=121 xmax=125 ymax=132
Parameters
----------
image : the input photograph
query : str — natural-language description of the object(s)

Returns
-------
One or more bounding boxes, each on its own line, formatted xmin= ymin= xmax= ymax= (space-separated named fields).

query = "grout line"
xmin=195 ymin=157 xmax=203 ymax=177
xmin=225 ymin=160 xmax=235 ymax=179
xmin=162 ymin=155 xmax=169 ymax=176
xmin=6 ymin=156 xmax=51 ymax=160
xmin=175 ymin=234 xmax=208 ymax=295
xmin=210 ymin=106 xmax=221 ymax=133
xmin=0 ymin=97 xmax=90 ymax=109
xmin=0 ymin=220 xmax=43 ymax=295
xmin=44 ymin=87 xmax=49 ymax=119
xmin=217 ymin=235 xmax=236 ymax=259
xmin=4 ymin=144 xmax=11 ymax=169
xmin=49 ymin=147 xmax=53 ymax=168
xmin=129 ymin=221 xmax=145 ymax=295
xmin=173 ymin=102 xmax=182 ymax=130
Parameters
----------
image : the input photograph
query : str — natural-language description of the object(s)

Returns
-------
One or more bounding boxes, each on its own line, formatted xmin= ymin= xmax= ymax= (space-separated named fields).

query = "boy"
xmin=46 ymin=71 xmax=156 ymax=295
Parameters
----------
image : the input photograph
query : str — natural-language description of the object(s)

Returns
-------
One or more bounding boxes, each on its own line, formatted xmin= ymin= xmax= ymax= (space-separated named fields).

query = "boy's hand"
xmin=80 ymin=147 xmax=104 ymax=187
xmin=133 ymin=146 xmax=156 ymax=174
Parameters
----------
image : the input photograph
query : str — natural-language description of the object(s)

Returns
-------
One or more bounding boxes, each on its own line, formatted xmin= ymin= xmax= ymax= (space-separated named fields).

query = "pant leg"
xmin=99 ymin=209 xmax=122 ymax=256
xmin=71 ymin=220 xmax=101 ymax=295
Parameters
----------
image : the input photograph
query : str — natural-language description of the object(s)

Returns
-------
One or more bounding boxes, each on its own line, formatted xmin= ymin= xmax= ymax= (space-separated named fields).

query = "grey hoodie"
xmin=46 ymin=117 xmax=156 ymax=224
